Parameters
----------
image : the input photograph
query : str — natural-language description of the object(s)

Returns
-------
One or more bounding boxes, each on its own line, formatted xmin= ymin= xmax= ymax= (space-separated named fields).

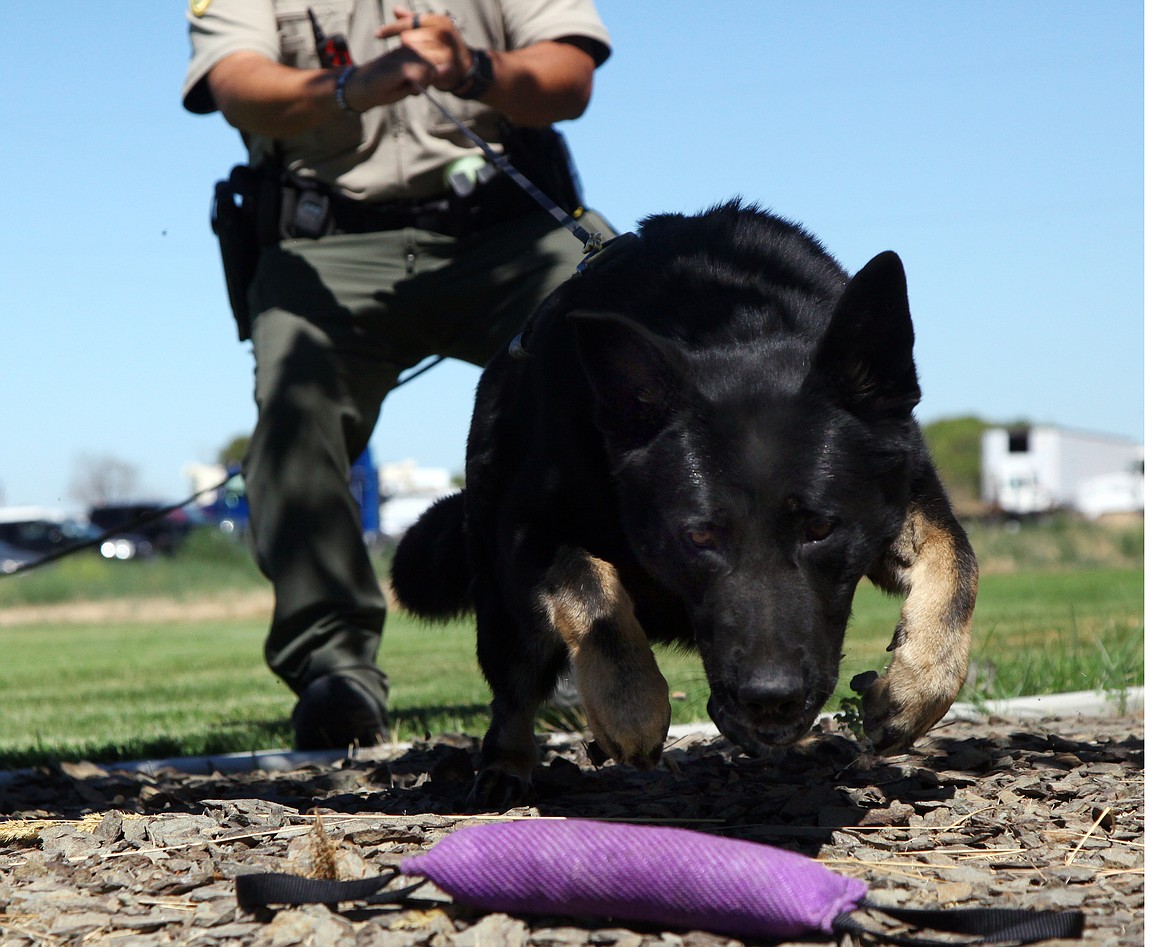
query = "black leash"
xmin=0 ymin=476 xmax=234 ymax=579
xmin=1 ymin=294 xmax=463 ymax=582
xmin=833 ymin=900 xmax=1086 ymax=946
xmin=395 ymin=89 xmax=628 ymax=394
xmin=416 ymin=86 xmax=605 ymax=254
xmin=0 ymin=256 xmax=482 ymax=583
xmin=236 ymin=869 xmax=425 ymax=910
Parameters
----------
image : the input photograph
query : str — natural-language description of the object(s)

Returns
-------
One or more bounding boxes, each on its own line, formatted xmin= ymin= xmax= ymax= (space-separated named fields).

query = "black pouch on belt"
xmin=211 ymin=162 xmax=315 ymax=341
xmin=278 ymin=178 xmax=335 ymax=240
xmin=211 ymin=164 xmax=269 ymax=342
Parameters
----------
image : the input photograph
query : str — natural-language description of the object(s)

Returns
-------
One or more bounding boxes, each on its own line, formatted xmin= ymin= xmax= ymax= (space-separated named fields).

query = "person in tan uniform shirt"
xmin=183 ymin=0 xmax=614 ymax=750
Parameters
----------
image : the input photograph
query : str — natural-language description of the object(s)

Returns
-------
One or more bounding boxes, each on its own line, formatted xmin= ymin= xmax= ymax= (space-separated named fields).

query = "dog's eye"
xmin=803 ymin=518 xmax=835 ymax=543
xmin=686 ymin=528 xmax=719 ymax=550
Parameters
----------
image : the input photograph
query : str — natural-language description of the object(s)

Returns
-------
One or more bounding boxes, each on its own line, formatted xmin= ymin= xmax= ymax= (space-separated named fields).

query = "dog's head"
xmin=570 ymin=243 xmax=922 ymax=753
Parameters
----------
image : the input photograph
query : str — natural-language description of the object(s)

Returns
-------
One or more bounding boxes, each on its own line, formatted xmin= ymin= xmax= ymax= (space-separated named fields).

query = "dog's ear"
xmin=816 ymin=250 xmax=921 ymax=419
xmin=569 ymin=310 xmax=686 ymax=444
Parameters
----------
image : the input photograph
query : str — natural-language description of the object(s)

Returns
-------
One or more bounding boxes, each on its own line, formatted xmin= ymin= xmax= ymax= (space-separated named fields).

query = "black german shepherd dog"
xmin=392 ymin=201 xmax=978 ymax=807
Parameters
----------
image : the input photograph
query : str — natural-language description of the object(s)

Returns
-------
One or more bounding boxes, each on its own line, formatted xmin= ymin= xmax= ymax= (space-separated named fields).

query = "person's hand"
xmin=344 ymin=44 xmax=435 ymax=111
xmin=376 ymin=6 xmax=474 ymax=92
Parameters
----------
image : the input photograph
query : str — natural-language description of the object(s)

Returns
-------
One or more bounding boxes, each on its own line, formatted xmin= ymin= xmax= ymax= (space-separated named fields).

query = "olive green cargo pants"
xmin=244 ymin=209 xmax=615 ymax=705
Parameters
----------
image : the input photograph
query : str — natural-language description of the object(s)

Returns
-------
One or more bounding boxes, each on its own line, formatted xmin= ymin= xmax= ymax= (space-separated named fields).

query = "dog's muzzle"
xmin=706 ymin=679 xmax=826 ymax=754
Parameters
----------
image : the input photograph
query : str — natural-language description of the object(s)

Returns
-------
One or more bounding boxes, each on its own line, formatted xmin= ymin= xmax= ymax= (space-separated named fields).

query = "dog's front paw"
xmin=578 ymin=661 xmax=672 ymax=770
xmin=852 ymin=652 xmax=965 ymax=753
xmin=468 ymin=765 xmax=535 ymax=811
xmin=473 ymin=717 xmax=540 ymax=810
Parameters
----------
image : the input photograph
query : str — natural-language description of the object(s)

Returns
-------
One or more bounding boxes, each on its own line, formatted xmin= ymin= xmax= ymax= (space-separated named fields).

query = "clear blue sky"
xmin=0 ymin=1 xmax=1147 ymax=513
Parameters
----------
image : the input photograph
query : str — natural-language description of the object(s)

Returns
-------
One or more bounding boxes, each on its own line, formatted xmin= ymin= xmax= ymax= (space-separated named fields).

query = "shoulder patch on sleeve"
xmin=190 ymin=0 xmax=214 ymax=16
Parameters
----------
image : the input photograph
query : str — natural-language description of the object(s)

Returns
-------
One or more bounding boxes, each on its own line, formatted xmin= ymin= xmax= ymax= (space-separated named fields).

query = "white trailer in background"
xmin=377 ymin=459 xmax=457 ymax=540
xmin=980 ymin=426 xmax=1143 ymax=517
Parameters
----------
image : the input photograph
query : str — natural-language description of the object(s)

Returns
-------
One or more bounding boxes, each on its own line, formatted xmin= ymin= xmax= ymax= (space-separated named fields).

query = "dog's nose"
xmin=737 ymin=670 xmax=805 ymax=721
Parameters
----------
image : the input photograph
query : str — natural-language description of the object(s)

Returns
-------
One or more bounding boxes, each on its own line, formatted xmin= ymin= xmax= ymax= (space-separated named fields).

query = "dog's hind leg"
xmin=539 ymin=548 xmax=672 ymax=770
xmin=861 ymin=468 xmax=979 ymax=753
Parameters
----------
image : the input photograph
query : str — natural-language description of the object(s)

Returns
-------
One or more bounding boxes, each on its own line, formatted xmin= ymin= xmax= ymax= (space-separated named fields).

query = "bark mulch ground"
xmin=0 ymin=710 xmax=1143 ymax=946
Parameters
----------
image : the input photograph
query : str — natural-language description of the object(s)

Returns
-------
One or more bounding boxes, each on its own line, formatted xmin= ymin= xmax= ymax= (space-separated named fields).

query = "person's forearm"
xmin=207 ymin=38 xmax=596 ymax=140
xmin=376 ymin=9 xmax=598 ymax=127
xmin=475 ymin=42 xmax=596 ymax=127
xmin=207 ymin=52 xmax=343 ymax=138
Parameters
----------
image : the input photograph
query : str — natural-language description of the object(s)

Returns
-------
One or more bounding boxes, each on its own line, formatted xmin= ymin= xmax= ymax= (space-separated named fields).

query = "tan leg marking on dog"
xmin=864 ymin=502 xmax=979 ymax=752
xmin=540 ymin=551 xmax=671 ymax=769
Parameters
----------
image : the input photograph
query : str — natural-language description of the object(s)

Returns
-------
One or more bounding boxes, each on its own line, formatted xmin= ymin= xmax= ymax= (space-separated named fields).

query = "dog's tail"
xmin=390 ymin=491 xmax=474 ymax=620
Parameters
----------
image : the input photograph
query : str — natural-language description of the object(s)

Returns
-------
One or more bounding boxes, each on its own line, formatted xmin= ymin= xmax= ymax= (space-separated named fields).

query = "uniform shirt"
xmin=183 ymin=0 xmax=610 ymax=202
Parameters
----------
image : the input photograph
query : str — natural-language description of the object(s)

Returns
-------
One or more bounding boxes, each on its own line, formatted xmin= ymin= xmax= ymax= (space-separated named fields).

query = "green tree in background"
xmin=922 ymin=415 xmax=990 ymax=515
xmin=218 ymin=435 xmax=250 ymax=469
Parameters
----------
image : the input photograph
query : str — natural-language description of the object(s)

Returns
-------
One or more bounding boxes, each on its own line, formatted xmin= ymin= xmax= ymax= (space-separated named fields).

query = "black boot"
xmin=292 ymin=673 xmax=390 ymax=750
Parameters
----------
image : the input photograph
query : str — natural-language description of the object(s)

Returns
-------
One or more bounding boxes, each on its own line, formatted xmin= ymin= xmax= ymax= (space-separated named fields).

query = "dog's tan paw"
xmin=578 ymin=660 xmax=671 ymax=770
xmin=854 ymin=652 xmax=965 ymax=753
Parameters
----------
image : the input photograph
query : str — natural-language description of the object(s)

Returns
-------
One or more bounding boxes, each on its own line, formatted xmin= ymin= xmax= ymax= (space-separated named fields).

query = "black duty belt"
xmin=331 ymin=193 xmax=457 ymax=235
xmin=281 ymin=173 xmax=537 ymax=241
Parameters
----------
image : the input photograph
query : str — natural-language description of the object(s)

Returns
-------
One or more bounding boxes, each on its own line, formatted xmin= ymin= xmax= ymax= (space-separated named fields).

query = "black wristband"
xmin=452 ymin=48 xmax=494 ymax=100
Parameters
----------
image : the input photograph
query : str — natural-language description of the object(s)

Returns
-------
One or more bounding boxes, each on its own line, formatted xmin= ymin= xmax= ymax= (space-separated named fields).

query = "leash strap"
xmin=235 ymin=872 xmax=1084 ymax=945
xmin=0 ymin=478 xmax=237 ymax=579
xmin=832 ymin=899 xmax=1086 ymax=945
xmin=236 ymin=870 xmax=424 ymax=910
xmin=416 ymin=86 xmax=604 ymax=253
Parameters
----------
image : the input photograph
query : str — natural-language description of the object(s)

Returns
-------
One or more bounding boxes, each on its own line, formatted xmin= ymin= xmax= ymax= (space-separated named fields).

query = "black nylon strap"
xmin=416 ymin=86 xmax=602 ymax=252
xmin=832 ymin=899 xmax=1085 ymax=945
xmin=236 ymin=870 xmax=1084 ymax=944
xmin=235 ymin=870 xmax=425 ymax=910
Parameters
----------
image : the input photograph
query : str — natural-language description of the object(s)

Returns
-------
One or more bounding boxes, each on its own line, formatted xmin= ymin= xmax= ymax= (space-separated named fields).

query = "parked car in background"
xmin=0 ymin=507 xmax=98 ymax=557
xmin=87 ymin=503 xmax=194 ymax=559
xmin=0 ymin=539 xmax=39 ymax=574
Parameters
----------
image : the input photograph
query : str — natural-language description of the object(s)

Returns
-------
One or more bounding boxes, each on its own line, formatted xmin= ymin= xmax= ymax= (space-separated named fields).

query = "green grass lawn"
xmin=0 ymin=549 xmax=1142 ymax=768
